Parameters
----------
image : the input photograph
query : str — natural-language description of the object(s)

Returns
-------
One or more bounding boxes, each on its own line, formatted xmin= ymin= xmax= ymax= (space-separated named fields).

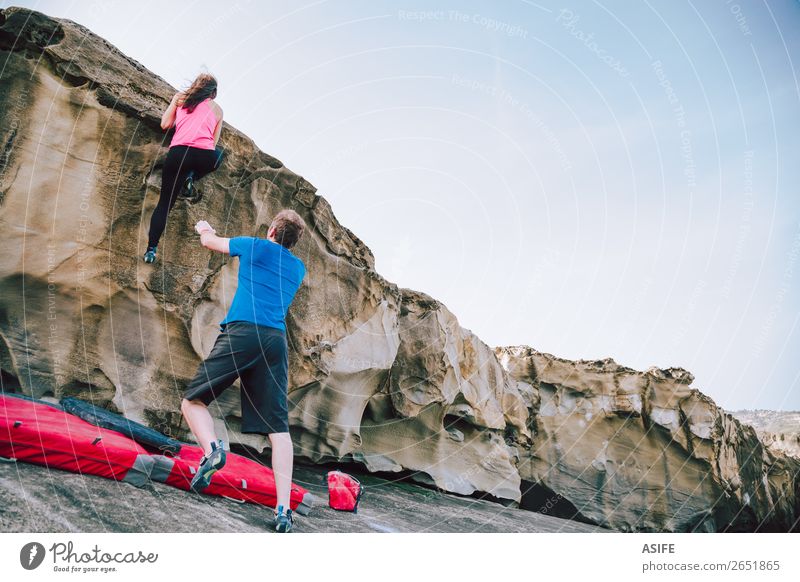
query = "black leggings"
xmin=147 ymin=145 xmax=223 ymax=248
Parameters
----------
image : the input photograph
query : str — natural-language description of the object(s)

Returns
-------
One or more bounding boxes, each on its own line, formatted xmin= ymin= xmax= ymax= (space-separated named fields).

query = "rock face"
xmin=495 ymin=346 xmax=800 ymax=532
xmin=0 ymin=6 xmax=520 ymax=505
xmin=0 ymin=6 xmax=797 ymax=532
xmin=727 ymin=410 xmax=800 ymax=461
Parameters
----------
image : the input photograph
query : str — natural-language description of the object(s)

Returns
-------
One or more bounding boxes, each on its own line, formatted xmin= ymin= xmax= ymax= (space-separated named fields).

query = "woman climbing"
xmin=144 ymin=73 xmax=224 ymax=263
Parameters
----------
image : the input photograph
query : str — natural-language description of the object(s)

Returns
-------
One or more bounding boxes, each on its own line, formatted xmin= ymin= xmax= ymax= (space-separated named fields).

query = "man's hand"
xmin=195 ymin=220 xmax=216 ymax=235
xmin=195 ymin=220 xmax=230 ymax=255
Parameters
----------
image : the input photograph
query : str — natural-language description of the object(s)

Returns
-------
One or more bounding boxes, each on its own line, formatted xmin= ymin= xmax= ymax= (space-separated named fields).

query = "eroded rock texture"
xmin=495 ymin=346 xmax=800 ymax=532
xmin=0 ymin=6 xmax=518 ymax=504
xmin=728 ymin=410 xmax=800 ymax=461
xmin=0 ymin=7 xmax=797 ymax=532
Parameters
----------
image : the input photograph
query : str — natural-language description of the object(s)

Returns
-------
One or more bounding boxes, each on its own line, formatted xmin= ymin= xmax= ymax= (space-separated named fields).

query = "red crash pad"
xmin=0 ymin=394 xmax=153 ymax=486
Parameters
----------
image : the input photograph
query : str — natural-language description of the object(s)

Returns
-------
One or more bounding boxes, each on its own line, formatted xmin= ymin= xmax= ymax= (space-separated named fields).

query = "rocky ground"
xmin=0 ymin=458 xmax=608 ymax=533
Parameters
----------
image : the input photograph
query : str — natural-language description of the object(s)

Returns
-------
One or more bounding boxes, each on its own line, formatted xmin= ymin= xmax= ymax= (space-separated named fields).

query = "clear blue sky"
xmin=11 ymin=0 xmax=800 ymax=411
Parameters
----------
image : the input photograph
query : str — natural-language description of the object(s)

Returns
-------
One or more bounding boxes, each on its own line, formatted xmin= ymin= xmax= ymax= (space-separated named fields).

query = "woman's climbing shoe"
xmin=186 ymin=187 xmax=203 ymax=205
xmin=143 ymin=246 xmax=157 ymax=263
xmin=179 ymin=174 xmax=203 ymax=204
xmin=180 ymin=174 xmax=195 ymax=198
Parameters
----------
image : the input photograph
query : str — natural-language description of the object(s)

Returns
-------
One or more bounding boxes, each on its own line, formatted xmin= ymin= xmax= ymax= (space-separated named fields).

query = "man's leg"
xmin=269 ymin=432 xmax=294 ymax=510
xmin=238 ymin=327 xmax=292 ymax=512
xmin=180 ymin=398 xmax=217 ymax=456
xmin=182 ymin=326 xmax=243 ymax=454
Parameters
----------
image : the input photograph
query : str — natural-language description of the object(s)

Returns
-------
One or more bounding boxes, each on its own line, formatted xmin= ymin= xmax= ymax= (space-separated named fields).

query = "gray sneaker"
xmin=190 ymin=439 xmax=226 ymax=493
xmin=274 ymin=505 xmax=294 ymax=533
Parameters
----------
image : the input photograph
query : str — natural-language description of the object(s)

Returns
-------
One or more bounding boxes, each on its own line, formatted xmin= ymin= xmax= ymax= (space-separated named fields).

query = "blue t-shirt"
xmin=220 ymin=236 xmax=306 ymax=332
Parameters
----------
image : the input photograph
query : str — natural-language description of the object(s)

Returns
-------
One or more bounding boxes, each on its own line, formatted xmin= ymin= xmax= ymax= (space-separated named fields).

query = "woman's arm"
xmin=212 ymin=105 xmax=224 ymax=146
xmin=160 ymin=92 xmax=184 ymax=130
xmin=195 ymin=220 xmax=230 ymax=254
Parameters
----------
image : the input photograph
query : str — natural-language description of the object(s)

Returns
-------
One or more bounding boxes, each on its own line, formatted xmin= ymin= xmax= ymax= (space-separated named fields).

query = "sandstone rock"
xmin=0 ymin=457 xmax=610 ymax=533
xmin=0 ymin=6 xmax=520 ymax=504
xmin=495 ymin=346 xmax=800 ymax=532
xmin=0 ymin=6 xmax=797 ymax=532
xmin=727 ymin=410 xmax=800 ymax=460
xmin=354 ymin=289 xmax=525 ymax=501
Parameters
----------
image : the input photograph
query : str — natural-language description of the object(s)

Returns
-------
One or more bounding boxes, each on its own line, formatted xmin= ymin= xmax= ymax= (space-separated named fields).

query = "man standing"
xmin=180 ymin=209 xmax=306 ymax=533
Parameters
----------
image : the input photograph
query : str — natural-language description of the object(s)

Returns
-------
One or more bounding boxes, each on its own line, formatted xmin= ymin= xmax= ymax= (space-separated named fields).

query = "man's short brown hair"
xmin=269 ymin=209 xmax=305 ymax=249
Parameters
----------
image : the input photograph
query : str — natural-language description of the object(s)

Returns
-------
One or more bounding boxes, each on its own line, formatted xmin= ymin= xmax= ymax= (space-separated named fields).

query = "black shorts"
xmin=183 ymin=321 xmax=290 ymax=435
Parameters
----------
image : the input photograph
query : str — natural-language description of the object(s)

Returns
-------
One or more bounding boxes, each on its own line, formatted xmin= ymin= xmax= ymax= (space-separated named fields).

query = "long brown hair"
xmin=182 ymin=73 xmax=217 ymax=113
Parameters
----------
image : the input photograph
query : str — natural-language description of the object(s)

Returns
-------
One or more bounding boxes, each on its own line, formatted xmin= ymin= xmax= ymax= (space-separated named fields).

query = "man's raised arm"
xmin=195 ymin=220 xmax=230 ymax=254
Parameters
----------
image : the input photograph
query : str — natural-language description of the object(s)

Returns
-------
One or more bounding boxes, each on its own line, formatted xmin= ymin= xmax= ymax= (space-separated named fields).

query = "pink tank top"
xmin=170 ymin=98 xmax=218 ymax=150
